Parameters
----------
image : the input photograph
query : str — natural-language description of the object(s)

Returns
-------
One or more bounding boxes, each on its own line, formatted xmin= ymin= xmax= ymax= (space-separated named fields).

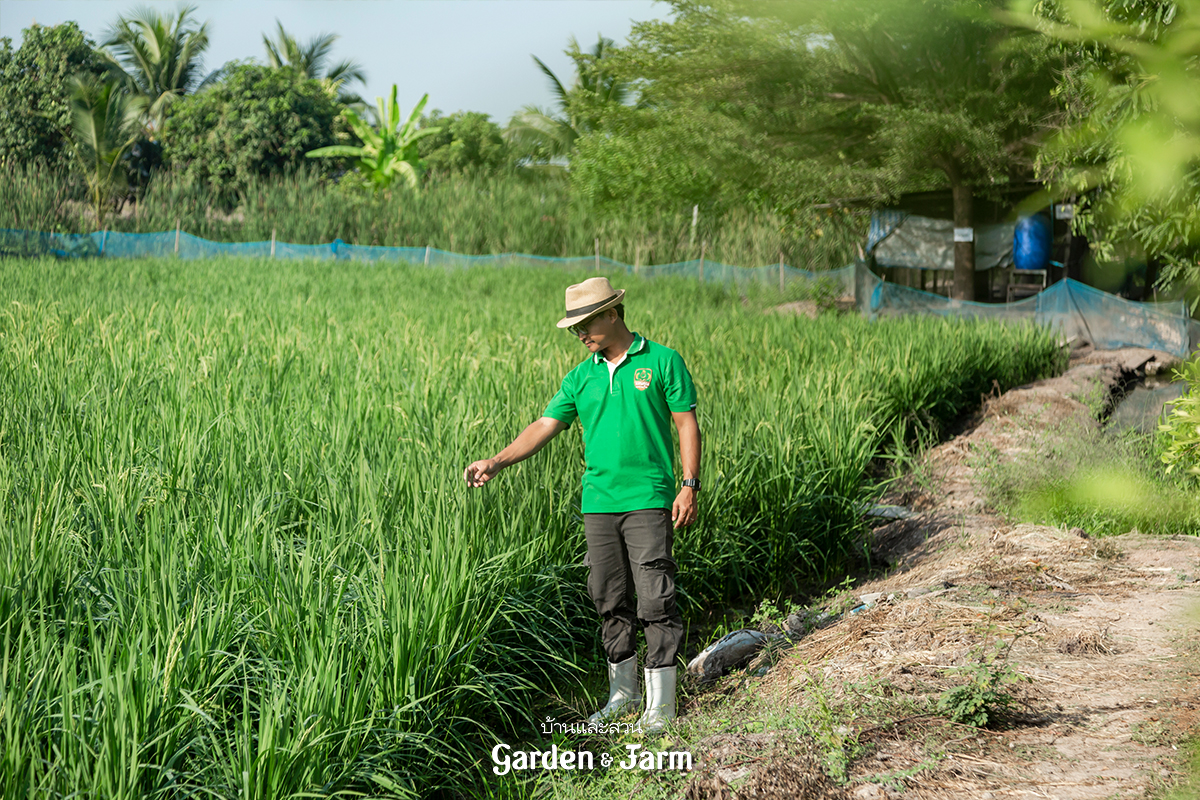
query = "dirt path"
xmin=684 ymin=348 xmax=1200 ymax=800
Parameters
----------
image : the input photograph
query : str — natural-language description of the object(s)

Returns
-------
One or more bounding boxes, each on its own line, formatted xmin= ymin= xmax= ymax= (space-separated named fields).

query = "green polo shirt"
xmin=543 ymin=333 xmax=697 ymax=513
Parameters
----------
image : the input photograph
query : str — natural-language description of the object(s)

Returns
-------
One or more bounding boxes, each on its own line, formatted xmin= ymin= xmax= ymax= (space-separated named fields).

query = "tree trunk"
xmin=950 ymin=177 xmax=975 ymax=302
xmin=1145 ymin=254 xmax=1162 ymax=302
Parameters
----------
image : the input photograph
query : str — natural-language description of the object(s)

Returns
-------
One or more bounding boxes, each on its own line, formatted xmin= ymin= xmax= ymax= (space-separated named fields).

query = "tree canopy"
xmin=1011 ymin=0 xmax=1200 ymax=301
xmin=262 ymin=21 xmax=366 ymax=103
xmin=505 ymin=35 xmax=634 ymax=170
xmin=0 ymin=22 xmax=107 ymax=166
xmin=164 ymin=63 xmax=344 ymax=203
xmin=6 ymin=0 xmax=1200 ymax=302
xmin=419 ymin=110 xmax=511 ymax=178
xmin=579 ymin=0 xmax=1064 ymax=298
xmin=103 ymin=4 xmax=213 ymax=135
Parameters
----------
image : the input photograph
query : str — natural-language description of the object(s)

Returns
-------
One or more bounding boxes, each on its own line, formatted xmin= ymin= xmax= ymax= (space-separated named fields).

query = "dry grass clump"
xmin=866 ymin=521 xmax=1112 ymax=602
xmin=788 ymin=599 xmax=1028 ymax=675
xmin=685 ymin=733 xmax=849 ymax=800
xmin=1053 ymin=627 xmax=1116 ymax=655
xmin=1092 ymin=539 xmax=1125 ymax=561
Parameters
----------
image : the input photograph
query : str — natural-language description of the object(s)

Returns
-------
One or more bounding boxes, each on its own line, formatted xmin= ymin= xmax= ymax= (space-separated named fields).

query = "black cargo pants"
xmin=583 ymin=508 xmax=683 ymax=669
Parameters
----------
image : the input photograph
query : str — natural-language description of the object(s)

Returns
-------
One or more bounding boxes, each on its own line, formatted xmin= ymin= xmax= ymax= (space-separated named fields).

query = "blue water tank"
xmin=1013 ymin=214 xmax=1053 ymax=271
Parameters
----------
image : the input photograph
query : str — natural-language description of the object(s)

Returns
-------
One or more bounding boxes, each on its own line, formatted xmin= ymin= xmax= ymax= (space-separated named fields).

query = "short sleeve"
xmin=542 ymin=371 xmax=578 ymax=426
xmin=664 ymin=350 xmax=697 ymax=413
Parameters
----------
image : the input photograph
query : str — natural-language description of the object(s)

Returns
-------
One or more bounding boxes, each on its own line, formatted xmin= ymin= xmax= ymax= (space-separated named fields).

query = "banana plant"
xmin=306 ymin=86 xmax=440 ymax=190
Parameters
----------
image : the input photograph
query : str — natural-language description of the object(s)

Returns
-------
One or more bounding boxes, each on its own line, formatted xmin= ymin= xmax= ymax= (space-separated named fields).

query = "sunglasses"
xmin=567 ymin=314 xmax=601 ymax=337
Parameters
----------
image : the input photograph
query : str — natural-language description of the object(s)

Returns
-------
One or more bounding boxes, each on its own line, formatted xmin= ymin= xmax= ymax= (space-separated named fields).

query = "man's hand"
xmin=463 ymin=417 xmax=568 ymax=489
xmin=671 ymin=409 xmax=701 ymax=529
xmin=672 ymin=487 xmax=698 ymax=529
xmin=463 ymin=458 xmax=500 ymax=487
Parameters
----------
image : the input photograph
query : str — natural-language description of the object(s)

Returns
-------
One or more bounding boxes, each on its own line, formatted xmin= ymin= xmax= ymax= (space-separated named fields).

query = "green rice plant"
xmin=0 ymin=256 xmax=1060 ymax=798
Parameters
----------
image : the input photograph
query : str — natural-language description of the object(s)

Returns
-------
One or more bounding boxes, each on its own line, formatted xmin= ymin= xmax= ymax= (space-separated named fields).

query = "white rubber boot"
xmin=637 ymin=666 xmax=677 ymax=734
xmin=588 ymin=655 xmax=641 ymax=724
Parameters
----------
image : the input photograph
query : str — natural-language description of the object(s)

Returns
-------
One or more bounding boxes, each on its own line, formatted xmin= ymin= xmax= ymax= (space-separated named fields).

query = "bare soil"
xmin=682 ymin=347 xmax=1200 ymax=800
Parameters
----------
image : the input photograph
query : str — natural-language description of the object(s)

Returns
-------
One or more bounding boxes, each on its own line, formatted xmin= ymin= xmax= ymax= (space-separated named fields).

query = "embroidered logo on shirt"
xmin=633 ymin=368 xmax=653 ymax=391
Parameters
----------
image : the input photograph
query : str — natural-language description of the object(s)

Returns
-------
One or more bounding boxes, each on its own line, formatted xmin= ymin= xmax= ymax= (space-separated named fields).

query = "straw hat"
xmin=556 ymin=277 xmax=626 ymax=329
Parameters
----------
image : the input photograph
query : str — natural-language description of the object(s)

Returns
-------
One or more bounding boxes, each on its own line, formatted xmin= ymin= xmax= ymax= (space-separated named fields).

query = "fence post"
xmin=634 ymin=243 xmax=641 ymax=275
xmin=174 ymin=220 xmax=181 ymax=255
xmin=595 ymin=238 xmax=600 ymax=272
xmin=425 ymin=245 xmax=430 ymax=266
xmin=779 ymin=251 xmax=785 ymax=294
xmin=690 ymin=204 xmax=698 ymax=252
xmin=699 ymin=241 xmax=706 ymax=283
xmin=101 ymin=227 xmax=108 ymax=255
xmin=271 ymin=228 xmax=276 ymax=258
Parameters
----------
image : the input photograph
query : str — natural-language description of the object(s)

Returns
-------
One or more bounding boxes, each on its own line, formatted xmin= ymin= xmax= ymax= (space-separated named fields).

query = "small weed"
xmin=801 ymin=674 xmax=863 ymax=781
xmin=805 ymin=275 xmax=846 ymax=312
xmin=1093 ymin=539 xmax=1124 ymax=560
xmin=751 ymin=598 xmax=788 ymax=634
xmin=860 ymin=759 xmax=939 ymax=792
xmin=844 ymin=675 xmax=932 ymax=721
xmin=937 ymin=644 xmax=1029 ymax=728
xmin=821 ymin=576 xmax=860 ymax=619
xmin=1072 ymin=383 xmax=1110 ymax=419
xmin=1132 ymin=717 xmax=1173 ymax=747
xmin=1159 ymin=355 xmax=1200 ymax=477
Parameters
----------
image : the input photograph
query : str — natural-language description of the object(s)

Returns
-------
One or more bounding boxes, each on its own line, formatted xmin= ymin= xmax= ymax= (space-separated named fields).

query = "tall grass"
xmin=0 ymin=256 xmax=1062 ymax=798
xmin=0 ymin=164 xmax=866 ymax=270
xmin=977 ymin=422 xmax=1200 ymax=536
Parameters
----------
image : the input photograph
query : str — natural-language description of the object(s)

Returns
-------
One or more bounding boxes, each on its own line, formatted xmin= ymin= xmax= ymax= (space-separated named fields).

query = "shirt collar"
xmin=593 ymin=332 xmax=645 ymax=364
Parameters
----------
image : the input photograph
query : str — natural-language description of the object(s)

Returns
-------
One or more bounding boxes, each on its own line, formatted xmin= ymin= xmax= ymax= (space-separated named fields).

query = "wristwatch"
xmin=682 ymin=478 xmax=701 ymax=491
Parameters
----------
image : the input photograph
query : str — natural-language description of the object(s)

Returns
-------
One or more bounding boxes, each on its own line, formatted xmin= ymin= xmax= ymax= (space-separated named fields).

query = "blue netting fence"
xmin=4 ymin=227 xmax=1196 ymax=357
xmin=0 ymin=226 xmax=856 ymax=293
xmin=861 ymin=269 xmax=1200 ymax=357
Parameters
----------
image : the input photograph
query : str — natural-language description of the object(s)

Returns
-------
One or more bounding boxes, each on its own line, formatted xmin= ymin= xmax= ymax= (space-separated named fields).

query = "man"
xmin=463 ymin=277 xmax=701 ymax=733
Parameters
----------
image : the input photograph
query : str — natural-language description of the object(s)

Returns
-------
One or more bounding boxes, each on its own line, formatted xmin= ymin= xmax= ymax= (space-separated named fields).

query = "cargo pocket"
xmin=634 ymin=556 xmax=678 ymax=623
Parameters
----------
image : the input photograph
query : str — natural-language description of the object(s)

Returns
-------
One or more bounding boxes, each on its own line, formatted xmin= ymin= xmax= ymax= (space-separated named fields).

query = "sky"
xmin=0 ymin=0 xmax=670 ymax=122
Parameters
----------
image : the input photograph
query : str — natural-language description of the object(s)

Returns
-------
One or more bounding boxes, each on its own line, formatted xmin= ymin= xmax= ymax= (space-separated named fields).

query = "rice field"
xmin=0 ymin=255 xmax=1064 ymax=798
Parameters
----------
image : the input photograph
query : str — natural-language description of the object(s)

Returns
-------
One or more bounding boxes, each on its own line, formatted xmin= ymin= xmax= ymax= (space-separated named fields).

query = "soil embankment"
xmin=684 ymin=347 xmax=1200 ymax=800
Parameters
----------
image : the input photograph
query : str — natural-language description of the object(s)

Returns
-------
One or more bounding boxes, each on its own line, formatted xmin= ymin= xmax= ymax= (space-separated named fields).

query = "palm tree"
xmin=67 ymin=73 xmax=147 ymax=225
xmin=505 ymin=35 xmax=632 ymax=169
xmin=103 ymin=4 xmax=211 ymax=135
xmin=262 ymin=21 xmax=366 ymax=102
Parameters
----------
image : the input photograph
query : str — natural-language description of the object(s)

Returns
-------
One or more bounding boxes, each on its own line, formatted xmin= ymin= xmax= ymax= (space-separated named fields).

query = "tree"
xmin=66 ymin=73 xmax=147 ymax=224
xmin=570 ymin=105 xmax=747 ymax=216
xmin=607 ymin=0 xmax=1063 ymax=299
xmin=103 ymin=4 xmax=212 ymax=135
xmin=802 ymin=0 xmax=1063 ymax=300
xmin=262 ymin=21 xmax=366 ymax=102
xmin=505 ymin=35 xmax=634 ymax=169
xmin=164 ymin=63 xmax=343 ymax=203
xmin=0 ymin=22 xmax=107 ymax=166
xmin=307 ymin=86 xmax=440 ymax=190
xmin=418 ymin=110 xmax=510 ymax=178
xmin=1010 ymin=0 xmax=1200 ymax=302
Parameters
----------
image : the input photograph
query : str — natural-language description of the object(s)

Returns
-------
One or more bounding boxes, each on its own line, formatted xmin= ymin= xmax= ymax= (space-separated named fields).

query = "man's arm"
xmin=671 ymin=410 xmax=701 ymax=529
xmin=463 ymin=416 xmax=569 ymax=487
